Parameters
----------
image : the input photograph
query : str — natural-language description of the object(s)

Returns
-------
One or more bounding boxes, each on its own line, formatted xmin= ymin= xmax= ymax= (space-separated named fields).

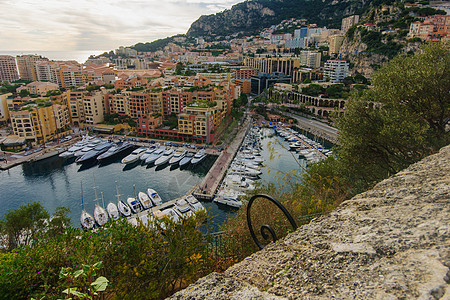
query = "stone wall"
xmin=168 ymin=145 xmax=450 ymax=299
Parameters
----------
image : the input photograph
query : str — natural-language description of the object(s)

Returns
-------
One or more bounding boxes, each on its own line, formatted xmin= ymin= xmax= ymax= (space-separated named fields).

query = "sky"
xmin=0 ymin=0 xmax=242 ymax=51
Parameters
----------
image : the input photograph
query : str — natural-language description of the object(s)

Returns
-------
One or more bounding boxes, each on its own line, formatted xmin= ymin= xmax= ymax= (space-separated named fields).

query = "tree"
xmin=0 ymin=202 xmax=49 ymax=250
xmin=19 ymin=89 xmax=30 ymax=97
xmin=336 ymin=42 xmax=450 ymax=192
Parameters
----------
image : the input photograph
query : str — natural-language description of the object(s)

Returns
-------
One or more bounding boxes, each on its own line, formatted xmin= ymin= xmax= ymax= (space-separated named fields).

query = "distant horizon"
xmin=0 ymin=50 xmax=110 ymax=64
xmin=0 ymin=0 xmax=242 ymax=52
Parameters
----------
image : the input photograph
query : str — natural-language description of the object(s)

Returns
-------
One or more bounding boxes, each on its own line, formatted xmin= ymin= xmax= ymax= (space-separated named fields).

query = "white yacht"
xmin=174 ymin=199 xmax=193 ymax=218
xmin=138 ymin=191 xmax=153 ymax=209
xmin=185 ymin=195 xmax=205 ymax=213
xmin=169 ymin=148 xmax=187 ymax=165
xmin=145 ymin=146 xmax=165 ymax=165
xmin=121 ymin=146 xmax=147 ymax=164
xmin=147 ymin=188 xmax=163 ymax=206
xmin=191 ymin=149 xmax=207 ymax=165
xmin=154 ymin=148 xmax=174 ymax=166
xmin=213 ymin=189 xmax=243 ymax=208
xmin=106 ymin=202 xmax=120 ymax=220
xmin=179 ymin=152 xmax=194 ymax=167
xmin=127 ymin=197 xmax=142 ymax=214
xmin=140 ymin=147 xmax=157 ymax=162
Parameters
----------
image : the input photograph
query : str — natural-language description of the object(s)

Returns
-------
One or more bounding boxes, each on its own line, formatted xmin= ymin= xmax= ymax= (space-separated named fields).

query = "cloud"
xmin=0 ymin=0 xmax=242 ymax=51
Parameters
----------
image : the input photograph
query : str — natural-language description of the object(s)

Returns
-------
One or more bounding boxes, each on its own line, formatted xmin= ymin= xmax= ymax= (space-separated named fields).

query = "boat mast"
xmin=101 ymin=192 xmax=105 ymax=208
xmin=93 ymin=173 xmax=99 ymax=206
xmin=81 ymin=181 xmax=85 ymax=210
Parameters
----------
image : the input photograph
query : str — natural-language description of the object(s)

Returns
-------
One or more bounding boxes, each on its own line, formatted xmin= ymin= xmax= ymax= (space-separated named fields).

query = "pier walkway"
xmin=193 ymin=117 xmax=251 ymax=201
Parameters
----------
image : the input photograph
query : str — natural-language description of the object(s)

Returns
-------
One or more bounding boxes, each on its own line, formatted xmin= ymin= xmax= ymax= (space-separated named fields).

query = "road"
xmin=275 ymin=109 xmax=339 ymax=144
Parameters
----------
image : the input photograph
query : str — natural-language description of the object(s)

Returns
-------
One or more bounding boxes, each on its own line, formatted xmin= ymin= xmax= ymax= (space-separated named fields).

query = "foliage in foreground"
xmin=0 ymin=210 xmax=212 ymax=299
xmin=219 ymin=42 xmax=449 ymax=261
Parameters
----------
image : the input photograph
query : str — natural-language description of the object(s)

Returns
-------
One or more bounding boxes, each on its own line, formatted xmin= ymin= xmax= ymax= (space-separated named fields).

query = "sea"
xmin=0 ymin=50 xmax=109 ymax=64
xmin=0 ymin=128 xmax=331 ymax=229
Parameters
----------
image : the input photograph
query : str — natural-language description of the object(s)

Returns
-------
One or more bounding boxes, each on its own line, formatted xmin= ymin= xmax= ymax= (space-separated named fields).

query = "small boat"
xmin=115 ymin=181 xmax=131 ymax=217
xmin=145 ymin=146 xmax=165 ymax=165
xmin=179 ymin=152 xmax=194 ymax=167
xmin=213 ymin=189 xmax=243 ymax=208
xmin=138 ymin=191 xmax=153 ymax=209
xmin=107 ymin=202 xmax=120 ymax=220
xmin=174 ymin=199 xmax=193 ymax=218
xmin=185 ymin=195 xmax=205 ymax=213
xmin=121 ymin=146 xmax=147 ymax=164
xmin=80 ymin=182 xmax=95 ymax=229
xmin=92 ymin=178 xmax=108 ymax=227
xmin=169 ymin=148 xmax=187 ymax=165
xmin=154 ymin=148 xmax=173 ymax=166
xmin=118 ymin=200 xmax=132 ymax=217
xmin=127 ymin=185 xmax=143 ymax=213
xmin=127 ymin=197 xmax=142 ymax=214
xmin=147 ymin=188 xmax=162 ymax=206
xmin=94 ymin=203 xmax=108 ymax=226
xmin=160 ymin=207 xmax=180 ymax=222
xmin=191 ymin=149 xmax=207 ymax=165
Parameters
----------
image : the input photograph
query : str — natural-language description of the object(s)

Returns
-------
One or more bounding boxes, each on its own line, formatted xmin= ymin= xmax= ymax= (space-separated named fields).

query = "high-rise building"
xmin=250 ymin=72 xmax=292 ymax=95
xmin=328 ymin=35 xmax=345 ymax=55
xmin=324 ymin=60 xmax=349 ymax=83
xmin=299 ymin=51 xmax=322 ymax=69
xmin=341 ymin=15 xmax=360 ymax=33
xmin=245 ymin=57 xmax=301 ymax=76
xmin=0 ymin=55 xmax=19 ymax=83
xmin=35 ymin=61 xmax=83 ymax=88
xmin=16 ymin=55 xmax=49 ymax=81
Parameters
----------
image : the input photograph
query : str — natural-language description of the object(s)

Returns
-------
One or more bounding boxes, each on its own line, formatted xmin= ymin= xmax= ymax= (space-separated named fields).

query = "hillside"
xmin=187 ymin=0 xmax=391 ymax=38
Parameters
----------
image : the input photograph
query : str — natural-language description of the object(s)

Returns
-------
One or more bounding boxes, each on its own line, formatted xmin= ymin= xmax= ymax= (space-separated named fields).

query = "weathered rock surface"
xmin=169 ymin=145 xmax=450 ymax=299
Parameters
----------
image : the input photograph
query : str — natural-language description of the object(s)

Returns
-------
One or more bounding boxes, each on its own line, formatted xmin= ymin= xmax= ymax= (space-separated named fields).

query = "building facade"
xmin=250 ymin=72 xmax=292 ymax=95
xmin=324 ymin=60 xmax=349 ymax=83
xmin=0 ymin=55 xmax=19 ymax=83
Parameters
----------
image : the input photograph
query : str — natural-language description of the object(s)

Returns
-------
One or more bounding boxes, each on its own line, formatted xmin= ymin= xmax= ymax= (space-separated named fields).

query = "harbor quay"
xmin=193 ymin=117 xmax=252 ymax=201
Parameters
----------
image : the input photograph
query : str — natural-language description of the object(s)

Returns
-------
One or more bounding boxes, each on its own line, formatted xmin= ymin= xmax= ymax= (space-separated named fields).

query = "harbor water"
xmin=0 ymin=128 xmax=332 ymax=229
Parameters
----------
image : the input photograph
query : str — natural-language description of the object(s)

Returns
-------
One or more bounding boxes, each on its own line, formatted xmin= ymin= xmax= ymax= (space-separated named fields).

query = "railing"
xmin=246 ymin=194 xmax=298 ymax=249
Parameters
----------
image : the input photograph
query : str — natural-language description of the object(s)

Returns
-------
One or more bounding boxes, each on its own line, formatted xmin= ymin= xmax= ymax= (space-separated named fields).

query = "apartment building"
xmin=328 ymin=35 xmax=345 ymax=55
xmin=67 ymin=90 xmax=85 ymax=125
xmin=178 ymin=105 xmax=218 ymax=144
xmin=16 ymin=55 xmax=49 ymax=81
xmin=324 ymin=60 xmax=349 ymax=83
xmin=299 ymin=51 xmax=322 ymax=69
xmin=10 ymin=103 xmax=70 ymax=144
xmin=408 ymin=15 xmax=450 ymax=40
xmin=162 ymin=88 xmax=191 ymax=116
xmin=234 ymin=79 xmax=251 ymax=94
xmin=0 ymin=93 xmax=12 ymax=122
xmin=234 ymin=68 xmax=259 ymax=79
xmin=341 ymin=15 xmax=360 ymax=33
xmin=245 ymin=57 xmax=301 ymax=76
xmin=83 ymin=91 xmax=105 ymax=125
xmin=36 ymin=61 xmax=84 ymax=88
xmin=0 ymin=55 xmax=19 ymax=83
xmin=196 ymin=72 xmax=234 ymax=84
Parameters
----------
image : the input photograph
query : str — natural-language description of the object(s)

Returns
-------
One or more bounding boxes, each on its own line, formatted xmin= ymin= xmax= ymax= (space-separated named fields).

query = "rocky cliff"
xmin=187 ymin=0 xmax=379 ymax=38
xmin=168 ymin=145 xmax=450 ymax=299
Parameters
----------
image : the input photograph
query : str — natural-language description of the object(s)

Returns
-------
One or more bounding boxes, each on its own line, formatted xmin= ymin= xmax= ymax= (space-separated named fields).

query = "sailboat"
xmin=115 ymin=180 xmax=131 ymax=217
xmin=92 ymin=174 xmax=108 ymax=226
xmin=80 ymin=181 xmax=95 ymax=229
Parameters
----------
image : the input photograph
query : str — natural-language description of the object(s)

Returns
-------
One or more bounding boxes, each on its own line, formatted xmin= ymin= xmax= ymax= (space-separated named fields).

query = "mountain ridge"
xmin=186 ymin=0 xmax=390 ymax=38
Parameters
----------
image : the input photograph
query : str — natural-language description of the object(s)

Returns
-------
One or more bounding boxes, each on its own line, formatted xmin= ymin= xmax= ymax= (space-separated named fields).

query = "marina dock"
xmin=193 ymin=118 xmax=251 ymax=201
